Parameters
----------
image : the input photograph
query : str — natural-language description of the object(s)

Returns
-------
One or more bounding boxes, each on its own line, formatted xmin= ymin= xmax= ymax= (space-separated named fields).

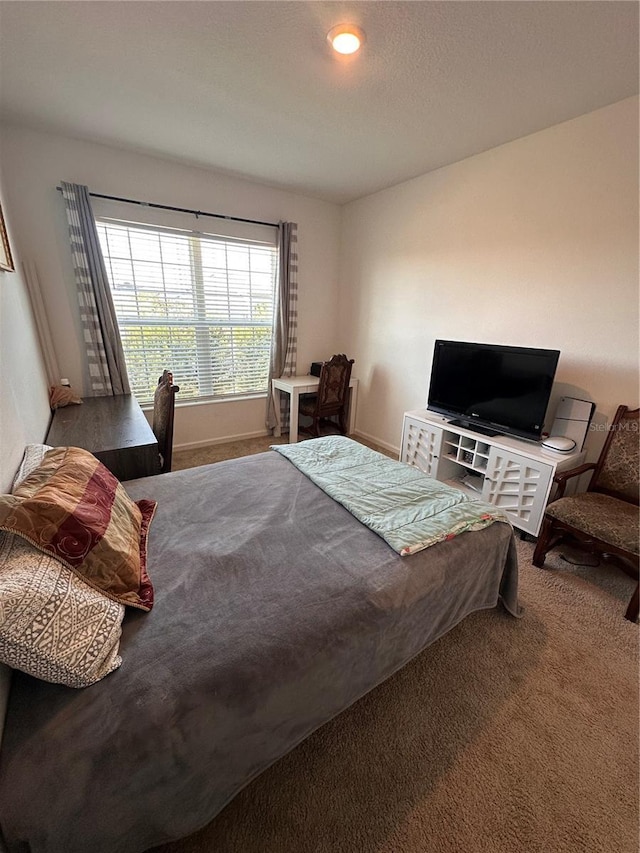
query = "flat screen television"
xmin=427 ymin=340 xmax=560 ymax=442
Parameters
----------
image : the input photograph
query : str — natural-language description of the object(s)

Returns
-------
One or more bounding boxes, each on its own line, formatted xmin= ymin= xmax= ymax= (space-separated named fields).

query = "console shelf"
xmin=400 ymin=410 xmax=585 ymax=536
xmin=443 ymin=435 xmax=491 ymax=472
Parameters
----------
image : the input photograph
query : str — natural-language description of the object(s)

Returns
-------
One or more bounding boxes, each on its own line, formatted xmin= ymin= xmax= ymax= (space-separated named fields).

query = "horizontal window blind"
xmin=96 ymin=219 xmax=277 ymax=405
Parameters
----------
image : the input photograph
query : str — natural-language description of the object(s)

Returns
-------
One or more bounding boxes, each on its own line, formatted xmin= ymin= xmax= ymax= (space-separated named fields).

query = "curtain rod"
xmin=55 ymin=186 xmax=279 ymax=229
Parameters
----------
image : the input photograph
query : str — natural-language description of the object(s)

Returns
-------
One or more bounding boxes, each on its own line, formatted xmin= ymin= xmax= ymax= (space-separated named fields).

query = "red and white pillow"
xmin=0 ymin=445 xmax=156 ymax=688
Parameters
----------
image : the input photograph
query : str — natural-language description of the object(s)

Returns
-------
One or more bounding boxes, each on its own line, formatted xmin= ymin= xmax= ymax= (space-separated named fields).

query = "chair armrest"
xmin=553 ymin=462 xmax=596 ymax=499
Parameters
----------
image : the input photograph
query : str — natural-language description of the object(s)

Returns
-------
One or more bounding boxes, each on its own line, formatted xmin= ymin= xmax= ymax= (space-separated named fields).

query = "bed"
xmin=0 ymin=440 xmax=519 ymax=853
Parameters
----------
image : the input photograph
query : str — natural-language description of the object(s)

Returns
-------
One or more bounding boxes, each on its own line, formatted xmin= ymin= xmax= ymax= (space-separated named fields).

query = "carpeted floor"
xmin=172 ymin=433 xmax=395 ymax=470
xmin=156 ymin=437 xmax=639 ymax=853
xmin=172 ymin=435 xmax=289 ymax=470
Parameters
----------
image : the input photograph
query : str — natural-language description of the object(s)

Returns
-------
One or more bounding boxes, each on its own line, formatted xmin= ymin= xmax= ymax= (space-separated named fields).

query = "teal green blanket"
xmin=272 ymin=436 xmax=509 ymax=556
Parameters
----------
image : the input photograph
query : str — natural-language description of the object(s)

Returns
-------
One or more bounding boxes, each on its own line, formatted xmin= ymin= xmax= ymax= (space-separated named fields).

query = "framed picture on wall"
xmin=0 ymin=203 xmax=15 ymax=272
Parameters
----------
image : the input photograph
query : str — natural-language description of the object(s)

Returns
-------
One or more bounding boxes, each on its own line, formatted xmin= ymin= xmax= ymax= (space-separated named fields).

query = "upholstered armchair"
xmin=152 ymin=370 xmax=180 ymax=473
xmin=532 ymin=405 xmax=639 ymax=621
xmin=299 ymin=354 xmax=355 ymax=438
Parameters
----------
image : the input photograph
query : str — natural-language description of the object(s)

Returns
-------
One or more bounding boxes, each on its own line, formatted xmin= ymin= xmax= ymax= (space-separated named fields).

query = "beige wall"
xmin=339 ymin=96 xmax=639 ymax=458
xmin=0 ymin=125 xmax=342 ymax=448
xmin=1 ymin=98 xmax=638 ymax=460
xmin=0 ymin=176 xmax=51 ymax=743
xmin=0 ymin=178 xmax=50 ymax=493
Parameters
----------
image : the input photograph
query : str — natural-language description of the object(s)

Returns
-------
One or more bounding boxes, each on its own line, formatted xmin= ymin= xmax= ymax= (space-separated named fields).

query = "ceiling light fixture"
xmin=327 ymin=24 xmax=365 ymax=55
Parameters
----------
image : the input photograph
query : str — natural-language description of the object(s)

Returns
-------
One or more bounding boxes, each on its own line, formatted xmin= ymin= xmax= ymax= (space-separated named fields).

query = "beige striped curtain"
xmin=60 ymin=181 xmax=130 ymax=396
xmin=266 ymin=221 xmax=298 ymax=432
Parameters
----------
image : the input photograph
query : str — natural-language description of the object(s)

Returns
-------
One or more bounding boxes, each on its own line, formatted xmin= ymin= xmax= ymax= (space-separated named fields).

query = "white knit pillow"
xmin=0 ymin=532 xmax=124 ymax=688
xmin=11 ymin=444 xmax=53 ymax=491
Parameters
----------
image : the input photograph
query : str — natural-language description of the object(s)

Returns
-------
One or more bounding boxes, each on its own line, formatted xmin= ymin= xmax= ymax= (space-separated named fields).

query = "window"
xmin=96 ymin=220 xmax=277 ymax=405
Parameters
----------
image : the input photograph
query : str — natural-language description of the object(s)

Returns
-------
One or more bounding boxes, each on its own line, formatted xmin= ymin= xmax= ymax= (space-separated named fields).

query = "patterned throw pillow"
xmin=0 ymin=446 xmax=156 ymax=611
xmin=0 ymin=532 xmax=124 ymax=687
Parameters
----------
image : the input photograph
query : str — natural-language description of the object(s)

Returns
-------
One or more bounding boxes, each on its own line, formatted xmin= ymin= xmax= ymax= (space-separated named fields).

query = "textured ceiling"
xmin=0 ymin=1 xmax=637 ymax=203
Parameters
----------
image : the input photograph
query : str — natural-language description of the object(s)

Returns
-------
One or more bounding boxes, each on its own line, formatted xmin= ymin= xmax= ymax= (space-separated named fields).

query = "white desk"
xmin=271 ymin=375 xmax=359 ymax=443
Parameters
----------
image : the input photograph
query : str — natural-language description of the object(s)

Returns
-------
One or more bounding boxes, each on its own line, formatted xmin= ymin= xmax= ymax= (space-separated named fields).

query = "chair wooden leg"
xmin=625 ymin=582 xmax=639 ymax=622
xmin=533 ymin=517 xmax=568 ymax=568
xmin=532 ymin=517 xmax=553 ymax=567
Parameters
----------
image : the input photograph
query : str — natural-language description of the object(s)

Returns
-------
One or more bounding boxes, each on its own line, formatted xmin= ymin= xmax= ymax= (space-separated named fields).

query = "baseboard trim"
xmin=352 ymin=430 xmax=400 ymax=458
xmin=174 ymin=430 xmax=272 ymax=452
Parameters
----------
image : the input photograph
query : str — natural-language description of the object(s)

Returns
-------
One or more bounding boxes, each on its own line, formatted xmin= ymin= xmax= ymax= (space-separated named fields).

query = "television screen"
xmin=427 ymin=340 xmax=560 ymax=441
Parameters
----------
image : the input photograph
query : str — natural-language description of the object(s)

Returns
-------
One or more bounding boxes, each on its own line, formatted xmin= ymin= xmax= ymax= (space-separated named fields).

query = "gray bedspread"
xmin=0 ymin=451 xmax=518 ymax=853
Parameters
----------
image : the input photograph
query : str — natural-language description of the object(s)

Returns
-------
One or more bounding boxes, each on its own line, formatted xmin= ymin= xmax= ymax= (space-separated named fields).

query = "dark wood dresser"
xmin=46 ymin=394 xmax=161 ymax=482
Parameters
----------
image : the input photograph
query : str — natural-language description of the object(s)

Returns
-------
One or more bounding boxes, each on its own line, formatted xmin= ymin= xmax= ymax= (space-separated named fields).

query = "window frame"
xmin=96 ymin=216 xmax=278 ymax=407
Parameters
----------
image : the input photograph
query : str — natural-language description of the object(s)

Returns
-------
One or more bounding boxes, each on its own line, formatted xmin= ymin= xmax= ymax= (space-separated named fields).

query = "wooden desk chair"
xmin=533 ymin=405 xmax=639 ymax=621
xmin=152 ymin=370 xmax=180 ymax=473
xmin=299 ymin=354 xmax=354 ymax=438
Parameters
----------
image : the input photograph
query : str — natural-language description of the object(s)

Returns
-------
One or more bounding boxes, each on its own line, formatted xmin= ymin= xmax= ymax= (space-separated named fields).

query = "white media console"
xmin=400 ymin=410 xmax=585 ymax=536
